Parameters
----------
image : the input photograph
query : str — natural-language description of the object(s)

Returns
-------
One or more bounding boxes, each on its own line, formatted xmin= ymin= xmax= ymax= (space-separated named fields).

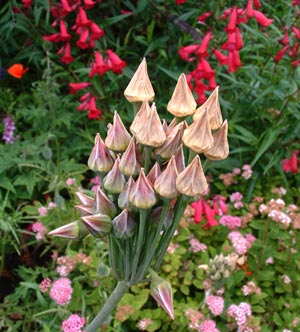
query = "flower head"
xmin=7 ymin=64 xmax=29 ymax=78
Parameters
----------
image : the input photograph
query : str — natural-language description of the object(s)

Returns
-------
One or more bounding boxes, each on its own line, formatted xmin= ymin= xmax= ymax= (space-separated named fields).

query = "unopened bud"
xmin=204 ymin=120 xmax=229 ymax=160
xmin=174 ymin=144 xmax=185 ymax=173
xmin=93 ymin=187 xmax=117 ymax=217
xmin=167 ymin=73 xmax=197 ymax=117
xmin=124 ymin=58 xmax=155 ymax=103
xmin=75 ymin=191 xmax=94 ymax=206
xmin=118 ymin=177 xmax=135 ymax=209
xmin=48 ymin=221 xmax=80 ymax=239
xmin=88 ymin=133 xmax=115 ymax=172
xmin=147 ymin=162 xmax=161 ymax=185
xmin=105 ymin=111 xmax=131 ymax=152
xmin=182 ymin=109 xmax=214 ymax=153
xmin=193 ymin=86 xmax=223 ymax=130
xmin=154 ymin=156 xmax=179 ymax=199
xmin=129 ymin=168 xmax=157 ymax=209
xmin=112 ymin=209 xmax=135 ymax=239
xmin=119 ymin=137 xmax=140 ymax=176
xmin=103 ymin=156 xmax=125 ymax=194
xmin=81 ymin=213 xmax=112 ymax=237
xmin=176 ymin=155 xmax=208 ymax=197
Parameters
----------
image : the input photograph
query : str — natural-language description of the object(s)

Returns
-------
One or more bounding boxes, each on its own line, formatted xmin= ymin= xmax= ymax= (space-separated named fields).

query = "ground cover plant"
xmin=0 ymin=0 xmax=300 ymax=331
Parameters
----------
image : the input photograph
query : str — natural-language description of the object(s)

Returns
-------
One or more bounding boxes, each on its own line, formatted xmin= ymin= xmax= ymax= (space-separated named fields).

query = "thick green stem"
xmin=143 ymin=146 xmax=152 ymax=174
xmin=130 ymin=209 xmax=147 ymax=284
xmin=85 ymin=280 xmax=129 ymax=332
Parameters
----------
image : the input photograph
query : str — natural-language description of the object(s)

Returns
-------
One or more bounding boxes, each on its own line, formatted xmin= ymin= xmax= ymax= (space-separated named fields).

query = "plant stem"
xmin=85 ymin=280 xmax=129 ymax=332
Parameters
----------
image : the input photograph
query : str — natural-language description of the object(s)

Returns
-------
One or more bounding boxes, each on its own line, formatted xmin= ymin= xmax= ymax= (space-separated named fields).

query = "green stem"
xmin=130 ymin=209 xmax=147 ymax=285
xmin=135 ymin=200 xmax=170 ymax=282
xmin=109 ymin=234 xmax=121 ymax=280
xmin=143 ymin=146 xmax=152 ymax=174
xmin=85 ymin=280 xmax=129 ymax=332
xmin=187 ymin=150 xmax=197 ymax=164
xmin=154 ymin=196 xmax=188 ymax=270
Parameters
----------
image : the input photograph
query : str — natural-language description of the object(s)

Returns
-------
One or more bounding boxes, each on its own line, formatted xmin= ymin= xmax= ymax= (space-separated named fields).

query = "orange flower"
xmin=7 ymin=64 xmax=29 ymax=79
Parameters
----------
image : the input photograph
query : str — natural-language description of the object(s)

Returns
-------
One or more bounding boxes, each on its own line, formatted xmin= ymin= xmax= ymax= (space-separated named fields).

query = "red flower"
xmin=282 ymin=151 xmax=299 ymax=173
xmin=274 ymin=45 xmax=289 ymax=62
xmin=225 ymin=7 xmax=238 ymax=32
xmin=89 ymin=51 xmax=110 ymax=77
xmin=88 ymin=96 xmax=102 ymax=119
xmin=59 ymin=20 xmax=72 ymax=41
xmin=58 ymin=43 xmax=74 ymax=64
xmin=7 ymin=64 xmax=29 ymax=78
xmin=214 ymin=49 xmax=228 ymax=65
xmin=76 ymin=27 xmax=90 ymax=49
xmin=176 ymin=0 xmax=187 ymax=4
xmin=178 ymin=45 xmax=198 ymax=62
xmin=106 ymin=50 xmax=126 ymax=74
xmin=69 ymin=82 xmax=91 ymax=94
xmin=83 ymin=0 xmax=96 ymax=10
xmin=22 ymin=0 xmax=32 ymax=8
xmin=75 ymin=6 xmax=92 ymax=27
xmin=197 ymin=11 xmax=212 ymax=23
xmin=246 ymin=0 xmax=254 ymax=18
xmin=252 ymin=10 xmax=273 ymax=27
xmin=195 ymin=32 xmax=213 ymax=57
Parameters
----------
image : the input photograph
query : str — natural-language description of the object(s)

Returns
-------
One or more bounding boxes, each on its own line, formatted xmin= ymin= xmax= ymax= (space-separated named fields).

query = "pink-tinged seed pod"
xmin=147 ymin=162 xmax=162 ymax=186
xmin=103 ymin=156 xmax=125 ymax=194
xmin=81 ymin=213 xmax=112 ymax=237
xmin=48 ymin=221 xmax=80 ymax=239
xmin=119 ymin=137 xmax=140 ymax=176
xmin=112 ymin=209 xmax=135 ymax=239
xmin=204 ymin=120 xmax=229 ymax=160
xmin=118 ymin=177 xmax=135 ymax=210
xmin=93 ymin=187 xmax=117 ymax=217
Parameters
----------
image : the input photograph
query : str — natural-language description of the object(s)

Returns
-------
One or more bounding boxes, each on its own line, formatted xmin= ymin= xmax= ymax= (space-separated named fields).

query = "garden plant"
xmin=0 ymin=0 xmax=300 ymax=332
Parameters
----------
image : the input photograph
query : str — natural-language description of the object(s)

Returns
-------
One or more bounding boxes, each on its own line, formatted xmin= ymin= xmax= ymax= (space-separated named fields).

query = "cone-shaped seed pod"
xmin=129 ymin=168 xmax=157 ymax=209
xmin=105 ymin=111 xmax=131 ymax=152
xmin=118 ymin=177 xmax=135 ymax=210
xmin=75 ymin=191 xmax=94 ymax=206
xmin=48 ymin=221 xmax=80 ymax=239
xmin=147 ymin=162 xmax=161 ymax=186
xmin=88 ymin=133 xmax=115 ymax=172
xmin=193 ymin=86 xmax=223 ymax=130
xmin=130 ymin=99 xmax=151 ymax=136
xmin=176 ymin=155 xmax=208 ymax=197
xmin=167 ymin=73 xmax=197 ymax=117
xmin=81 ymin=213 xmax=112 ymax=237
xmin=112 ymin=209 xmax=135 ymax=239
xmin=154 ymin=121 xmax=185 ymax=159
xmin=150 ymin=270 xmax=175 ymax=320
xmin=124 ymin=58 xmax=155 ymax=103
xmin=174 ymin=144 xmax=185 ymax=173
xmin=131 ymin=102 xmax=166 ymax=147
xmin=154 ymin=156 xmax=179 ymax=199
xmin=103 ymin=156 xmax=125 ymax=194
xmin=119 ymin=137 xmax=140 ymax=176
xmin=74 ymin=204 xmax=94 ymax=216
xmin=204 ymin=120 xmax=229 ymax=160
xmin=93 ymin=187 xmax=117 ymax=218
xmin=182 ymin=109 xmax=214 ymax=153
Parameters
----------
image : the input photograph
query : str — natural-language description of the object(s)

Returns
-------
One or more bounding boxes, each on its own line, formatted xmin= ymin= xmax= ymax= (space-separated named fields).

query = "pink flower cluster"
xmin=228 ymin=231 xmax=255 ymax=255
xmin=189 ymin=237 xmax=207 ymax=253
xmin=55 ymin=253 xmax=92 ymax=276
xmin=31 ymin=221 xmax=48 ymax=241
xmin=227 ymin=302 xmax=252 ymax=328
xmin=219 ymin=164 xmax=253 ymax=186
xmin=206 ymin=295 xmax=224 ymax=316
xmin=62 ymin=314 xmax=86 ymax=332
xmin=39 ymin=277 xmax=52 ymax=293
xmin=219 ymin=215 xmax=242 ymax=229
xmin=242 ymin=281 xmax=261 ymax=296
xmin=49 ymin=277 xmax=73 ymax=305
xmin=230 ymin=192 xmax=244 ymax=209
xmin=199 ymin=319 xmax=220 ymax=332
xmin=137 ymin=318 xmax=153 ymax=330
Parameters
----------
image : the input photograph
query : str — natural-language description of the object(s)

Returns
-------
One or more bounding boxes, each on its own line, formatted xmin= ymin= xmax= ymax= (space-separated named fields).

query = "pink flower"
xmin=32 ymin=221 xmax=48 ymax=240
xmin=242 ymin=164 xmax=253 ymax=179
xmin=228 ymin=231 xmax=254 ymax=255
xmin=50 ymin=277 xmax=73 ymax=305
xmin=66 ymin=178 xmax=76 ymax=186
xmin=252 ymin=10 xmax=273 ymax=27
xmin=38 ymin=206 xmax=48 ymax=216
xmin=227 ymin=302 xmax=251 ymax=326
xmin=48 ymin=202 xmax=57 ymax=209
xmin=137 ymin=318 xmax=153 ymax=330
xmin=189 ymin=238 xmax=207 ymax=253
xmin=62 ymin=314 xmax=86 ymax=332
xmin=199 ymin=319 xmax=220 ymax=332
xmin=206 ymin=295 xmax=224 ymax=316
xmin=219 ymin=215 xmax=241 ymax=229
xmin=282 ymin=274 xmax=291 ymax=284
xmin=282 ymin=151 xmax=298 ymax=173
xmin=230 ymin=192 xmax=243 ymax=202
xmin=265 ymin=257 xmax=274 ymax=265
xmin=39 ymin=278 xmax=52 ymax=293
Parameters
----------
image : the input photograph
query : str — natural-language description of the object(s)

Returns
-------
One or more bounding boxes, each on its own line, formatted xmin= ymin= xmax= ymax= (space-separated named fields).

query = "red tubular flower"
xmin=88 ymin=96 xmax=102 ymax=119
xmin=280 ymin=27 xmax=289 ymax=45
xmin=274 ymin=45 xmax=289 ymax=62
xmin=253 ymin=0 xmax=261 ymax=7
xmin=89 ymin=51 xmax=110 ymax=77
xmin=59 ymin=20 xmax=72 ymax=41
xmin=75 ymin=6 xmax=91 ymax=27
xmin=176 ymin=0 xmax=188 ymax=4
xmin=106 ymin=50 xmax=126 ymax=74
xmin=252 ymin=10 xmax=273 ymax=27
xmin=22 ymin=0 xmax=32 ymax=8
xmin=76 ymin=27 xmax=90 ymax=49
xmin=292 ymin=26 xmax=300 ymax=39
xmin=197 ymin=11 xmax=212 ymax=23
xmin=83 ymin=0 xmax=96 ymax=9
xmin=178 ymin=45 xmax=198 ymax=62
xmin=214 ymin=49 xmax=228 ymax=65
xmin=195 ymin=31 xmax=213 ymax=57
xmin=202 ymin=201 xmax=218 ymax=229
xmin=59 ymin=43 xmax=74 ymax=64
xmin=90 ymin=22 xmax=105 ymax=40
xmin=282 ymin=151 xmax=299 ymax=173
xmin=246 ymin=0 xmax=254 ymax=18
xmin=61 ymin=0 xmax=74 ymax=12
xmin=69 ymin=82 xmax=91 ymax=94
xmin=43 ymin=33 xmax=62 ymax=43
xmin=225 ymin=7 xmax=238 ymax=32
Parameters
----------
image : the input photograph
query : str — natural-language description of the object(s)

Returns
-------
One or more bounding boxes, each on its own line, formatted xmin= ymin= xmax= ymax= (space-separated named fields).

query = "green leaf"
xmin=273 ymin=312 xmax=283 ymax=326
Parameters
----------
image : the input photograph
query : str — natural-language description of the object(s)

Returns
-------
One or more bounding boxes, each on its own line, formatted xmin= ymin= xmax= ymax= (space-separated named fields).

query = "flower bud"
xmin=154 ymin=156 xmax=179 ymax=199
xmin=150 ymin=270 xmax=174 ymax=320
xmin=48 ymin=221 xmax=80 ymax=239
xmin=74 ymin=204 xmax=93 ymax=216
xmin=119 ymin=137 xmax=140 ymax=176
xmin=103 ymin=156 xmax=125 ymax=194
xmin=124 ymin=58 xmax=155 ymax=103
xmin=193 ymin=86 xmax=223 ymax=130
xmin=93 ymin=187 xmax=117 ymax=217
xmin=75 ymin=191 xmax=94 ymax=206
xmin=182 ymin=109 xmax=214 ymax=153
xmin=167 ymin=73 xmax=197 ymax=117
xmin=131 ymin=102 xmax=166 ymax=147
xmin=204 ymin=120 xmax=229 ymax=160
xmin=147 ymin=162 xmax=161 ymax=185
xmin=112 ymin=209 xmax=135 ymax=239
xmin=118 ymin=177 xmax=135 ymax=209
xmin=81 ymin=213 xmax=112 ymax=237
xmin=129 ymin=168 xmax=157 ymax=209
xmin=154 ymin=121 xmax=185 ymax=159
xmin=174 ymin=144 xmax=185 ymax=173
xmin=176 ymin=155 xmax=208 ymax=197
xmin=88 ymin=133 xmax=115 ymax=172
xmin=105 ymin=111 xmax=131 ymax=152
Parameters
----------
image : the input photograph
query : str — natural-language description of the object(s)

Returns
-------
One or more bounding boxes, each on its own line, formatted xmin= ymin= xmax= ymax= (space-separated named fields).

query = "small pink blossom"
xmin=230 ymin=192 xmax=243 ymax=202
xmin=265 ymin=257 xmax=274 ymax=265
xmin=189 ymin=238 xmax=207 ymax=253
xmin=38 ymin=206 xmax=48 ymax=216
xmin=228 ymin=231 xmax=254 ymax=255
xmin=66 ymin=178 xmax=76 ymax=186
xmin=50 ymin=277 xmax=73 ymax=305
xmin=234 ymin=201 xmax=244 ymax=209
xmin=219 ymin=215 xmax=242 ymax=229
xmin=137 ymin=318 xmax=153 ymax=330
xmin=48 ymin=202 xmax=57 ymax=209
xmin=227 ymin=302 xmax=251 ymax=326
xmin=32 ymin=221 xmax=48 ymax=240
xmin=62 ymin=314 xmax=86 ymax=332
xmin=241 ymin=164 xmax=253 ymax=179
xmin=282 ymin=274 xmax=291 ymax=284
xmin=167 ymin=242 xmax=179 ymax=254
xmin=233 ymin=167 xmax=241 ymax=175
xmin=199 ymin=319 xmax=220 ymax=332
xmin=206 ymin=295 xmax=224 ymax=316
xmin=39 ymin=278 xmax=52 ymax=293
